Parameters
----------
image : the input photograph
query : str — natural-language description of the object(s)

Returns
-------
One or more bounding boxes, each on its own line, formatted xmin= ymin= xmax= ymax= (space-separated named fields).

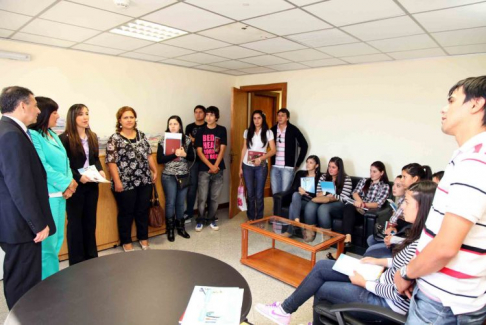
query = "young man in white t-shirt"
xmin=395 ymin=76 xmax=486 ymax=324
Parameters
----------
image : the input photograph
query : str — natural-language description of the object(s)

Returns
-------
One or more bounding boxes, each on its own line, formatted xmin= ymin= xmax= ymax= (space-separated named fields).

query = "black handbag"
xmin=174 ymin=174 xmax=191 ymax=190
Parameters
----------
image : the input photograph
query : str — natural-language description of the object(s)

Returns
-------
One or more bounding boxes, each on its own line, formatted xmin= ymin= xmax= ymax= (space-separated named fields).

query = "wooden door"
xmin=229 ymin=88 xmax=249 ymax=218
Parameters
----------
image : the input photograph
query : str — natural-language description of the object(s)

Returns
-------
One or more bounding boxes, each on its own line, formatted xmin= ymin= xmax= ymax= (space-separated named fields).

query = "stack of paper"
xmin=332 ymin=254 xmax=384 ymax=281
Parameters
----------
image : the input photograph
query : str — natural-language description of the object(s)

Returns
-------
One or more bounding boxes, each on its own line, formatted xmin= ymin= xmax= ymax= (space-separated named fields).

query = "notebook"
xmin=320 ymin=181 xmax=336 ymax=195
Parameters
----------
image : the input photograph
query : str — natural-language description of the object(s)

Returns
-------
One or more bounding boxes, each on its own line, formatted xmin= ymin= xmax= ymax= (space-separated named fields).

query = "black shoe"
xmin=167 ymin=219 xmax=175 ymax=242
xmin=176 ymin=219 xmax=190 ymax=239
xmin=326 ymin=252 xmax=336 ymax=261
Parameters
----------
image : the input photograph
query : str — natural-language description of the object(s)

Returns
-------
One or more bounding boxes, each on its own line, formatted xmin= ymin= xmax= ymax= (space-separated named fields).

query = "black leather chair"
xmin=273 ymin=175 xmax=394 ymax=252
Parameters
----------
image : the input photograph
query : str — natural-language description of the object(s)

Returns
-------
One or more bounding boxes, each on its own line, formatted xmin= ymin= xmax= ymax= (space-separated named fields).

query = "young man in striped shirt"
xmin=395 ymin=76 xmax=486 ymax=324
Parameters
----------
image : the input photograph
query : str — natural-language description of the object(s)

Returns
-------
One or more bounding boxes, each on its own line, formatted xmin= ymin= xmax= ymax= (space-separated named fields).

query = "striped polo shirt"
xmin=416 ymin=131 xmax=486 ymax=315
xmin=274 ymin=126 xmax=286 ymax=167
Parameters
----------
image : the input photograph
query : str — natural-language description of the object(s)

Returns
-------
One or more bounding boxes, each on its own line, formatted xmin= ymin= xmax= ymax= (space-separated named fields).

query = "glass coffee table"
xmin=240 ymin=216 xmax=346 ymax=287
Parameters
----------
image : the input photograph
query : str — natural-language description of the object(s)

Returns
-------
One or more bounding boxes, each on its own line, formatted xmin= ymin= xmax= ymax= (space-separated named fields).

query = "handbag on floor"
xmin=149 ymin=184 xmax=165 ymax=228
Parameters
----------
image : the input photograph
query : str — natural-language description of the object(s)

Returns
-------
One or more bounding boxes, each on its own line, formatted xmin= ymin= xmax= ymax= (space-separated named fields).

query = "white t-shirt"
xmin=243 ymin=129 xmax=274 ymax=166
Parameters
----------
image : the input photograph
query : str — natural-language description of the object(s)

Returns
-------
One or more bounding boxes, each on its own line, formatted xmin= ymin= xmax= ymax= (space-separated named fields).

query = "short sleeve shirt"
xmin=243 ymin=129 xmax=274 ymax=166
xmin=194 ymin=125 xmax=227 ymax=172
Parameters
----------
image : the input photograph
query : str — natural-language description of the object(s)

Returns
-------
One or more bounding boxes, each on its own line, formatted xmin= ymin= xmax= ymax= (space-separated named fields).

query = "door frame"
xmin=240 ymin=82 xmax=287 ymax=108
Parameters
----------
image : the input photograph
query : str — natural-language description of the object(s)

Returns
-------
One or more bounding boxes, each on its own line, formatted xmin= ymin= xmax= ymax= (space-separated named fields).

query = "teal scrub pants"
xmin=41 ymin=197 xmax=66 ymax=280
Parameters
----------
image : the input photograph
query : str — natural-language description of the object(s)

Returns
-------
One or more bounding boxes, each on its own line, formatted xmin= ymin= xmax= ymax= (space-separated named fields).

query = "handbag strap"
xmin=152 ymin=184 xmax=159 ymax=200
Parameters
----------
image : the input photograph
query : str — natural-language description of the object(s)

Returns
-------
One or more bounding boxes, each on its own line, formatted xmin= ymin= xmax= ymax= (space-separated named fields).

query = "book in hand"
xmin=181 ymin=286 xmax=244 ymax=325
xmin=343 ymin=197 xmax=369 ymax=211
xmin=247 ymin=151 xmax=264 ymax=163
xmin=77 ymin=165 xmax=110 ymax=183
xmin=164 ymin=132 xmax=182 ymax=162
xmin=301 ymin=177 xmax=315 ymax=194
xmin=332 ymin=254 xmax=384 ymax=281
xmin=387 ymin=199 xmax=398 ymax=212
xmin=320 ymin=181 xmax=336 ymax=195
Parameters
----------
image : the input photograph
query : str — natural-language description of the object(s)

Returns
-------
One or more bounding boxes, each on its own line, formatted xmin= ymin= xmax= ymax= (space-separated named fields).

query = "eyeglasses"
xmin=278 ymin=134 xmax=282 ymax=143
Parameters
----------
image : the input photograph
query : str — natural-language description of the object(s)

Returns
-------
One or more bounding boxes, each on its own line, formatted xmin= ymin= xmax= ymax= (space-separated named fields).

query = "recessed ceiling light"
xmin=110 ymin=20 xmax=187 ymax=42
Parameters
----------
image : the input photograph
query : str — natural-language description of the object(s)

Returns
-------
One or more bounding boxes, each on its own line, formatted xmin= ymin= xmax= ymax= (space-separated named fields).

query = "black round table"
xmin=5 ymin=250 xmax=252 ymax=325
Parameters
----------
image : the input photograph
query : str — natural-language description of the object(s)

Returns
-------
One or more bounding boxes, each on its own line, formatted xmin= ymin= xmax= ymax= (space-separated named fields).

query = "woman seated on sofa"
xmin=256 ymin=181 xmax=437 ymax=325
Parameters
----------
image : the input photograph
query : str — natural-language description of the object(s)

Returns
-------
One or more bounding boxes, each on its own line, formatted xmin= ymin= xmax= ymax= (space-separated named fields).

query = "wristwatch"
xmin=400 ymin=266 xmax=413 ymax=281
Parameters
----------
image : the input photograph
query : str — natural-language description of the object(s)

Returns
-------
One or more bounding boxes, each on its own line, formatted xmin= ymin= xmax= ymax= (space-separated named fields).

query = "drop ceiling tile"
xmin=0 ymin=28 xmax=14 ymax=38
xmin=267 ymin=62 xmax=309 ymax=71
xmin=199 ymin=22 xmax=275 ymax=44
xmin=20 ymin=19 xmax=100 ymax=43
xmin=239 ymin=66 xmax=276 ymax=73
xmin=240 ymin=55 xmax=290 ymax=65
xmin=287 ymin=29 xmax=358 ymax=47
xmin=445 ymin=43 xmax=486 ymax=55
xmin=243 ymin=9 xmax=331 ymax=36
xmin=0 ymin=0 xmax=57 ymax=16
xmin=195 ymin=65 xmax=228 ymax=72
xmin=210 ymin=60 xmax=256 ymax=69
xmin=0 ymin=10 xmax=32 ymax=30
xmin=397 ymin=0 xmax=483 ymax=13
xmin=303 ymin=58 xmax=348 ymax=67
xmin=120 ymin=52 xmax=166 ymax=62
xmin=85 ymin=33 xmax=153 ymax=51
xmin=135 ymin=43 xmax=194 ymax=57
xmin=40 ymin=1 xmax=132 ymax=31
xmin=223 ymin=70 xmax=248 ymax=75
xmin=161 ymin=59 xmax=199 ymax=67
xmin=69 ymin=0 xmax=176 ymax=17
xmin=274 ymin=48 xmax=330 ymax=61
xmin=142 ymin=3 xmax=233 ymax=33
xmin=341 ymin=53 xmax=392 ymax=64
xmin=413 ymin=2 xmax=486 ymax=32
xmin=342 ymin=16 xmax=424 ymax=41
xmin=387 ymin=48 xmax=446 ymax=60
xmin=432 ymin=26 xmax=486 ymax=47
xmin=163 ymin=34 xmax=229 ymax=51
xmin=241 ymin=37 xmax=306 ymax=54
xmin=317 ymin=42 xmax=379 ymax=57
xmin=176 ymin=53 xmax=227 ymax=64
xmin=288 ymin=0 xmax=324 ymax=6
xmin=72 ymin=44 xmax=125 ymax=55
xmin=185 ymin=0 xmax=294 ymax=20
xmin=11 ymin=32 xmax=76 ymax=47
xmin=205 ymin=45 xmax=263 ymax=59
xmin=304 ymin=0 xmax=405 ymax=27
xmin=368 ymin=34 xmax=437 ymax=52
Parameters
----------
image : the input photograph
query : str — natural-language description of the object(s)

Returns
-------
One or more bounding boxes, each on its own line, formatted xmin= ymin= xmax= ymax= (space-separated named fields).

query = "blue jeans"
xmin=162 ymin=174 xmax=189 ymax=221
xmin=282 ymin=260 xmax=389 ymax=321
xmin=184 ymin=161 xmax=199 ymax=217
xmin=289 ymin=192 xmax=309 ymax=221
xmin=364 ymin=235 xmax=392 ymax=258
xmin=242 ymin=163 xmax=268 ymax=221
xmin=270 ymin=167 xmax=294 ymax=194
xmin=304 ymin=200 xmax=344 ymax=228
xmin=197 ymin=171 xmax=223 ymax=223
xmin=407 ymin=286 xmax=486 ymax=324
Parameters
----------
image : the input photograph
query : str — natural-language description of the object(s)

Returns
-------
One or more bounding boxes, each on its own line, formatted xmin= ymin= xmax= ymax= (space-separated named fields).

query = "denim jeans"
xmin=197 ymin=170 xmax=223 ymax=223
xmin=282 ymin=260 xmax=389 ymax=320
xmin=162 ymin=174 xmax=189 ymax=221
xmin=304 ymin=200 xmax=344 ymax=229
xmin=364 ymin=236 xmax=392 ymax=258
xmin=289 ymin=192 xmax=310 ymax=221
xmin=270 ymin=167 xmax=294 ymax=194
xmin=407 ymin=286 xmax=486 ymax=325
xmin=184 ymin=161 xmax=199 ymax=217
xmin=242 ymin=163 xmax=268 ymax=221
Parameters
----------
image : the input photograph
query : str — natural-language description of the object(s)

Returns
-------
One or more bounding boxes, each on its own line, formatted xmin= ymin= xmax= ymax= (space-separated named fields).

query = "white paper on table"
xmin=78 ymin=165 xmax=110 ymax=183
xmin=332 ymin=254 xmax=384 ymax=281
xmin=181 ymin=286 xmax=244 ymax=325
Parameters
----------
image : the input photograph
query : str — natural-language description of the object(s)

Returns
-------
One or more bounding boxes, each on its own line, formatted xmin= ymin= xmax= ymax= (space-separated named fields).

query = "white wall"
xmin=236 ymin=54 xmax=486 ymax=178
xmin=0 ymin=39 xmax=236 ymax=203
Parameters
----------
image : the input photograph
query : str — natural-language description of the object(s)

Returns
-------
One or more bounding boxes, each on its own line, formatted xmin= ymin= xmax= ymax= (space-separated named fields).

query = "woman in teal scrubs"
xmin=29 ymin=97 xmax=77 ymax=279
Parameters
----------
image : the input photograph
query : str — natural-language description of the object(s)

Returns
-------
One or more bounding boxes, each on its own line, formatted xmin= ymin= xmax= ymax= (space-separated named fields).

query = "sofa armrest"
xmin=363 ymin=206 xmax=393 ymax=245
xmin=273 ymin=189 xmax=294 ymax=217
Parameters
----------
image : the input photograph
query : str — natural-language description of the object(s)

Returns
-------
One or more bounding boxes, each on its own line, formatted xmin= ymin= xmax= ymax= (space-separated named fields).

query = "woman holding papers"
xmin=106 ymin=106 xmax=157 ymax=252
xmin=60 ymin=104 xmax=104 ymax=265
xmin=157 ymin=115 xmax=194 ymax=242
xmin=239 ymin=110 xmax=276 ymax=221
xmin=29 ymin=97 xmax=77 ymax=278
xmin=256 ymin=181 xmax=437 ymax=325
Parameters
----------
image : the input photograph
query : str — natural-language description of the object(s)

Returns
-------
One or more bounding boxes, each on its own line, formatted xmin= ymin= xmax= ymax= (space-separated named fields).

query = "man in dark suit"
xmin=0 ymin=86 xmax=55 ymax=309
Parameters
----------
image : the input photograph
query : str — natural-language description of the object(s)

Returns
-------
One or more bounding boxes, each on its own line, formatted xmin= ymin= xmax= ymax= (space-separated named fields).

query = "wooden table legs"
xmin=241 ymin=229 xmax=248 ymax=259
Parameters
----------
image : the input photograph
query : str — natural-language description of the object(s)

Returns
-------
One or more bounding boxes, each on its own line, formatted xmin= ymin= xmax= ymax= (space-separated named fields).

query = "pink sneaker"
xmin=255 ymin=302 xmax=291 ymax=325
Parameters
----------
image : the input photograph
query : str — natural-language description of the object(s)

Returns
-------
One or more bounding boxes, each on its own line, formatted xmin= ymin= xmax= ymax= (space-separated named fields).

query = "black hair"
xmin=306 ymin=155 xmax=322 ymax=186
xmin=246 ymin=110 xmax=269 ymax=148
xmin=449 ymin=76 xmax=486 ymax=126
xmin=402 ymin=163 xmax=433 ymax=181
xmin=277 ymin=108 xmax=290 ymax=119
xmin=393 ymin=181 xmax=437 ymax=255
xmin=206 ymin=106 xmax=220 ymax=121
xmin=324 ymin=156 xmax=347 ymax=195
xmin=432 ymin=171 xmax=444 ymax=181
xmin=363 ymin=161 xmax=389 ymax=194
xmin=165 ymin=115 xmax=186 ymax=143
xmin=0 ymin=86 xmax=34 ymax=114
xmin=194 ymin=105 xmax=206 ymax=113
xmin=396 ymin=175 xmax=402 ymax=179
xmin=28 ymin=97 xmax=58 ymax=136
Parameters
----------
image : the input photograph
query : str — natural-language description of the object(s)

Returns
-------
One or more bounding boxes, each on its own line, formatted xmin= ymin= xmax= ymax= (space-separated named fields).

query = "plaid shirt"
xmin=353 ymin=178 xmax=390 ymax=208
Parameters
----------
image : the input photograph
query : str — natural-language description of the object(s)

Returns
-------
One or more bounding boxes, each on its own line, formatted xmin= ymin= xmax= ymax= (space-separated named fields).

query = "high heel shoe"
xmin=327 ymin=242 xmax=352 ymax=260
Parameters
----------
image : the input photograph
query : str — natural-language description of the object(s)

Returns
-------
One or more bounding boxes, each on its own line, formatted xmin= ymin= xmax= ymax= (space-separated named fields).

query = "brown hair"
xmin=116 ymin=106 xmax=137 ymax=132
xmin=64 ymin=104 xmax=99 ymax=157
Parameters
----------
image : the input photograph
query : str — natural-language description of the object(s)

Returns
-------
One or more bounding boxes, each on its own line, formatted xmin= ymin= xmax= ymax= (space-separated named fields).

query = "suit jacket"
xmin=30 ymin=129 xmax=73 ymax=194
xmin=59 ymin=132 xmax=103 ymax=184
xmin=0 ymin=116 xmax=56 ymax=244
